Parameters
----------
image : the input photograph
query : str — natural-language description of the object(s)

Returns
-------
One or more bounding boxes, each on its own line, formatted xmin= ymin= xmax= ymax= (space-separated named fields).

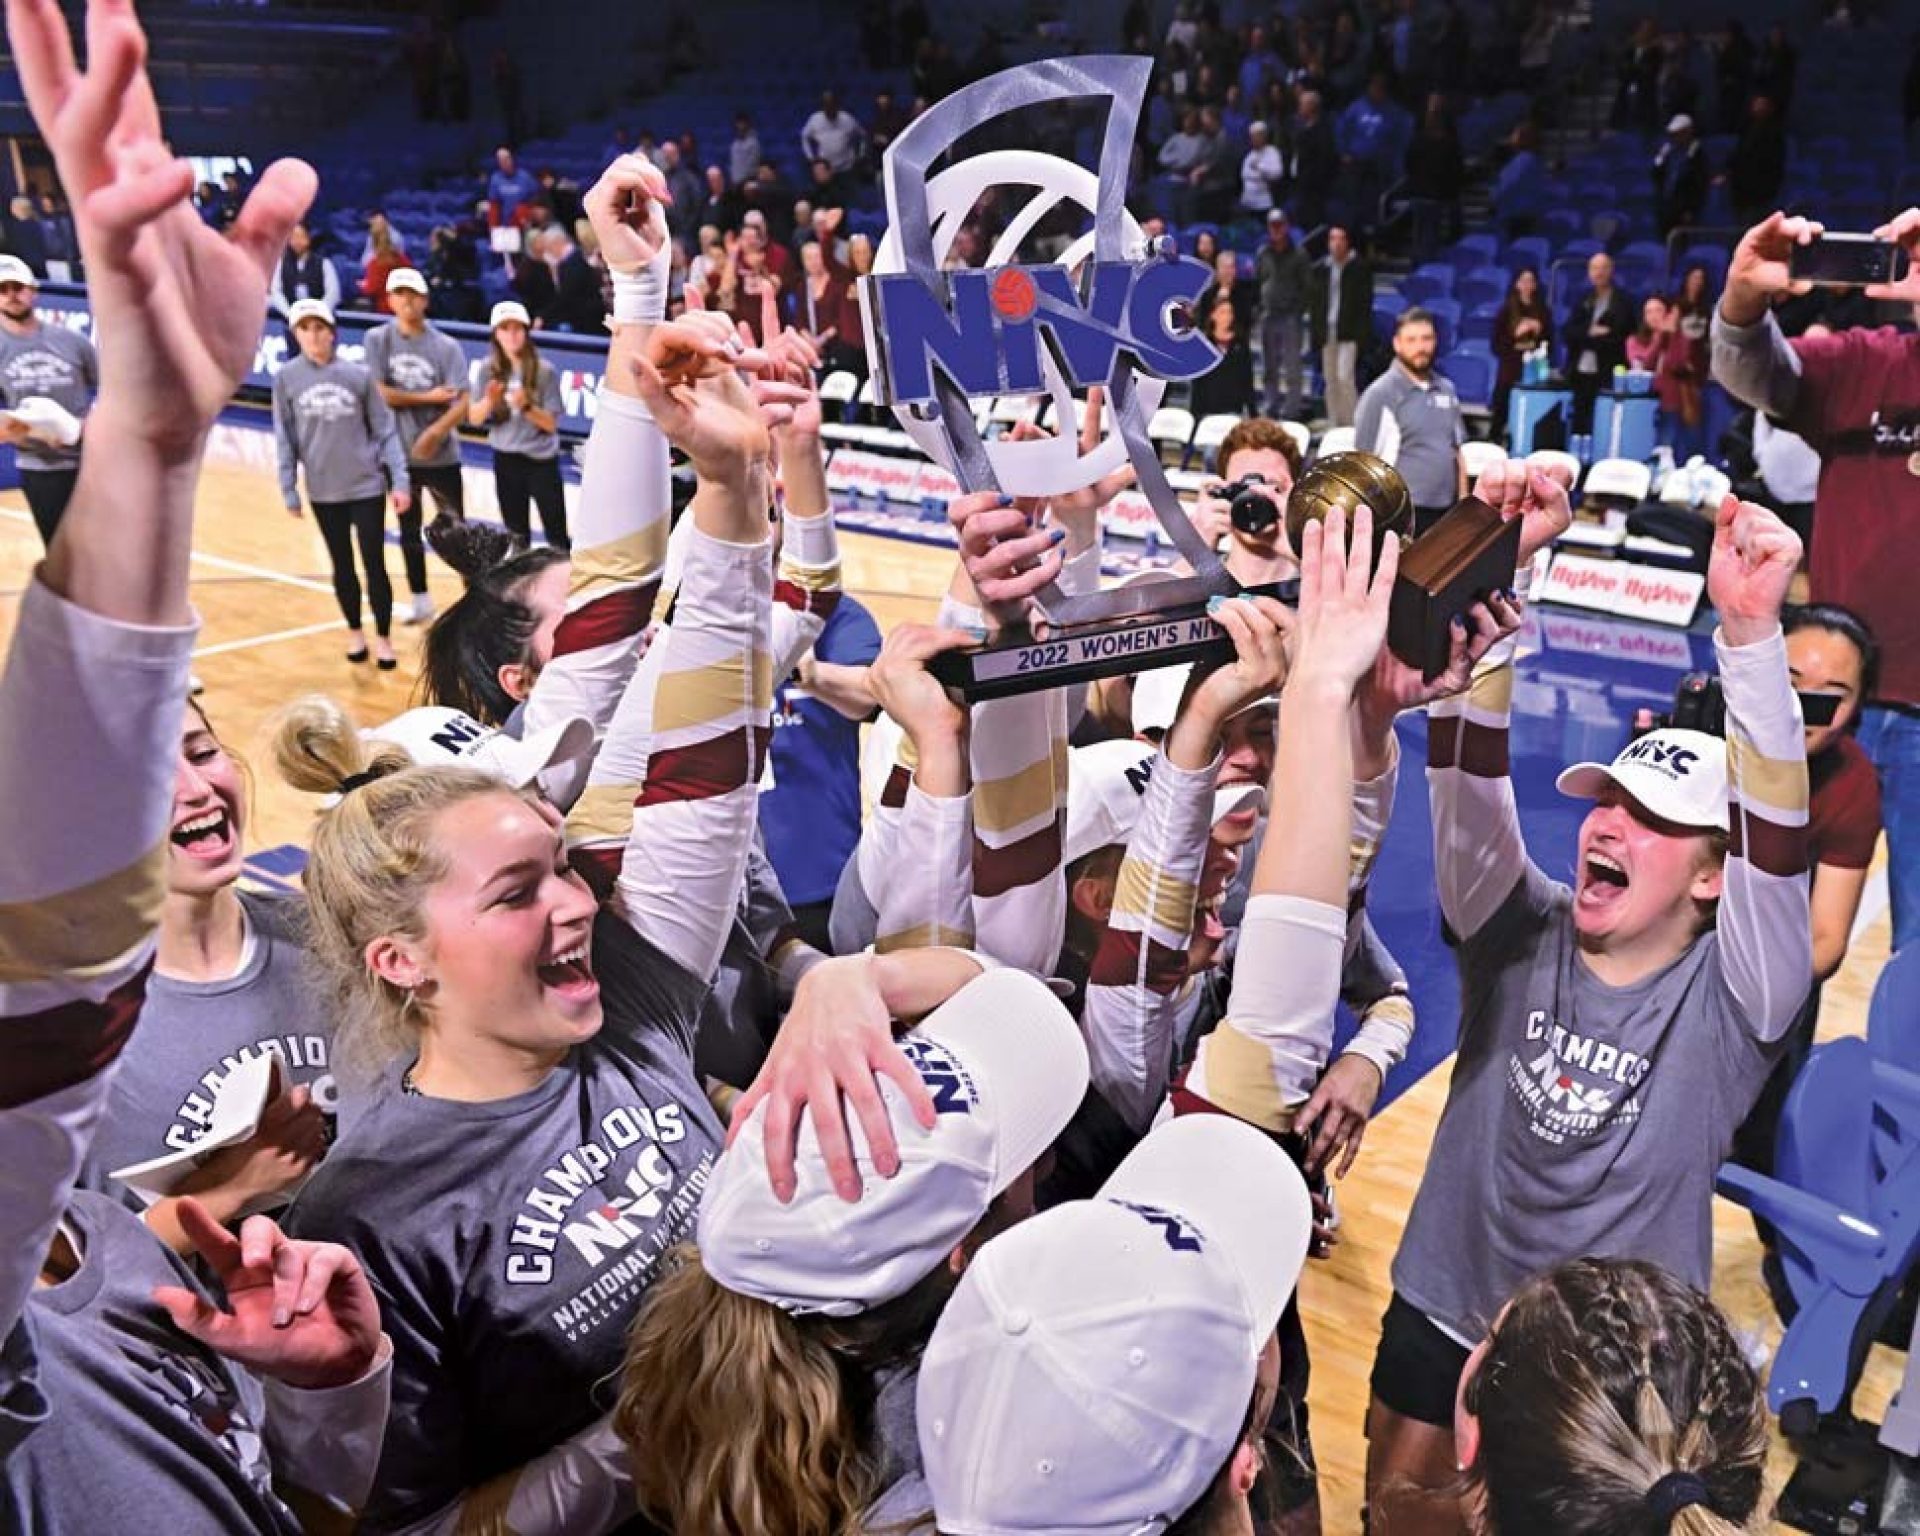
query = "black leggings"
xmin=493 ymin=451 xmax=569 ymax=551
xmin=312 ymin=495 xmax=393 ymax=636
xmin=403 ymin=462 xmax=467 ymax=594
xmin=20 ymin=467 xmax=78 ymax=547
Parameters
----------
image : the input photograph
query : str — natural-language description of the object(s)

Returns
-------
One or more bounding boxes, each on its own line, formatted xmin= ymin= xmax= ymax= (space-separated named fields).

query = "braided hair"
xmin=1463 ymin=1258 xmax=1768 ymax=1535
xmin=419 ymin=515 xmax=567 ymax=724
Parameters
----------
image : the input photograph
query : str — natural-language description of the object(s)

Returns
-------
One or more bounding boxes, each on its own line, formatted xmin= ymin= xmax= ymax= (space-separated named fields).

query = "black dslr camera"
xmin=1640 ymin=671 xmax=1842 ymax=741
xmin=1210 ymin=472 xmax=1282 ymax=536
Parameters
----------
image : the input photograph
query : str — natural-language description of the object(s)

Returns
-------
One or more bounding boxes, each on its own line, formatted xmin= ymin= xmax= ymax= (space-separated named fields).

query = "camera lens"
xmin=1230 ymin=484 xmax=1278 ymax=535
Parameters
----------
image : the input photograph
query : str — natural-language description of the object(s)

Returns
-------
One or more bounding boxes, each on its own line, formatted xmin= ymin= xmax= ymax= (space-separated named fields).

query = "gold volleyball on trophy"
xmin=1285 ymin=450 xmax=1415 ymax=561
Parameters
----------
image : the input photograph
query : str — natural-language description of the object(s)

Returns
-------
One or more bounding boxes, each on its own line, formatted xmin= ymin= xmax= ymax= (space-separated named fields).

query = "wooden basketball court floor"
xmin=0 ymin=454 xmax=1899 ymax=1531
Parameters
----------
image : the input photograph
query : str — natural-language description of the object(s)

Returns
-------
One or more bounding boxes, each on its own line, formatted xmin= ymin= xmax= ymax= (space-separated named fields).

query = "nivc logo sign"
xmin=899 ymin=1036 xmax=980 ymax=1116
xmin=864 ymin=256 xmax=1219 ymax=408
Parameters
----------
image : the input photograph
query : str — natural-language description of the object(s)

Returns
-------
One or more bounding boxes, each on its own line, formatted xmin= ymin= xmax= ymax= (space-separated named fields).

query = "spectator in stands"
xmin=695 ymin=166 xmax=732 ymax=234
xmin=1310 ymin=224 xmax=1371 ymax=427
xmin=4 ymin=196 xmax=47 ymax=275
xmin=536 ymin=167 xmax=582 ymax=229
xmin=656 ymin=141 xmax=702 ymax=235
xmin=1240 ymin=21 xmax=1282 ymax=102
xmin=1336 ymin=74 xmax=1412 ymax=237
xmin=1726 ymin=95 xmax=1787 ymax=233
xmin=423 ymin=222 xmax=481 ymax=322
xmin=1491 ymin=267 xmax=1549 ymax=432
xmin=1668 ymin=263 xmax=1714 ymax=459
xmin=802 ymin=89 xmax=867 ymax=180
xmin=1490 ymin=120 xmax=1545 ymax=241
xmin=1402 ymin=95 xmax=1464 ymax=263
xmin=726 ymin=110 xmax=761 ymax=188
xmin=1754 ymin=25 xmax=1797 ymax=119
xmin=808 ymin=156 xmax=849 ymax=217
xmin=1354 ymin=307 xmax=1467 ymax=534
xmin=486 ymin=146 xmax=538 ymax=225
xmin=0 ymin=253 xmax=95 ymax=547
xmin=1255 ymin=210 xmax=1310 ymax=421
xmin=1286 ymin=88 xmax=1338 ymax=233
xmin=269 ymin=222 xmax=340 ymax=321
xmin=1240 ymin=120 xmax=1283 ymax=219
xmin=1713 ymin=208 xmax=1920 ymax=953
xmin=358 ymin=217 xmax=414 ymax=315
xmin=1653 ymin=114 xmax=1709 ymax=239
xmin=531 ymin=225 xmax=604 ymax=334
xmin=1564 ymin=252 xmax=1634 ymax=433
xmin=466 ymin=300 xmax=566 ymax=551
xmin=1627 ymin=295 xmax=1701 ymax=455
xmin=869 ymin=87 xmax=907 ymax=163
xmin=1190 ymin=228 xmax=1220 ymax=269
xmin=360 ymin=211 xmax=407 ymax=266
xmin=1193 ymin=248 xmax=1256 ymax=420
xmin=34 ymin=193 xmax=73 ymax=270
xmin=808 ymin=206 xmax=849 ymax=269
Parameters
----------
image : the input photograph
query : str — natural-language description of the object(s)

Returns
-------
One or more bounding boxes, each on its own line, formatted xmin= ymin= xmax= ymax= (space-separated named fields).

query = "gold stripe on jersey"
xmin=569 ymin=522 xmax=670 ymax=597
xmin=875 ymin=920 xmax=976 ymax=955
xmin=1726 ymin=734 xmax=1811 ymax=818
xmin=1111 ymin=859 xmax=1199 ymax=935
xmin=0 ymin=842 xmax=167 ymax=986
xmin=649 ymin=649 xmax=775 ymax=735
xmin=1195 ymin=1021 xmax=1299 ymax=1132
xmin=972 ymin=741 xmax=1067 ymax=838
xmin=563 ymin=783 xmax=636 ymax=849
xmin=777 ymin=556 xmax=843 ymax=592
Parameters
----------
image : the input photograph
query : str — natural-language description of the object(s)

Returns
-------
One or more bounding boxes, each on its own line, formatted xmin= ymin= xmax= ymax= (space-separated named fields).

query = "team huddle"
xmin=0 ymin=4 xmax=1818 ymax=1536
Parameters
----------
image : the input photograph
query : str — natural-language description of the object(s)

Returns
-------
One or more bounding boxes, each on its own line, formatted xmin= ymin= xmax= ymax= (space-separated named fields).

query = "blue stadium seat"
xmin=1437 ymin=347 xmax=1495 ymax=406
xmin=1410 ymin=262 xmax=1457 ymax=294
xmin=1459 ymin=276 xmax=1506 ymax=312
xmin=1445 ymin=234 xmax=1499 ymax=268
xmin=1399 ymin=272 xmax=1452 ymax=306
xmin=1501 ymin=236 xmax=1550 ymax=275
xmin=1460 ymin=301 xmax=1500 ymax=344
xmin=1422 ymin=296 xmax=1462 ymax=352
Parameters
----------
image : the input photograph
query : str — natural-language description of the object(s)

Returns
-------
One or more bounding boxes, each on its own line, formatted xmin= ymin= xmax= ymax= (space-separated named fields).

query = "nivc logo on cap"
xmin=1618 ymin=735 xmax=1700 ymax=779
xmin=1110 ymin=1198 xmax=1205 ymax=1254
xmin=430 ymin=713 xmax=491 ymax=758
xmin=901 ymin=1038 xmax=980 ymax=1116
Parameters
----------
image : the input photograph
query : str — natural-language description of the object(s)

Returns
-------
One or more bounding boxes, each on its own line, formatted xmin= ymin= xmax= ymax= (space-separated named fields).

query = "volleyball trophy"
xmin=1287 ymin=452 xmax=1522 ymax=680
xmin=858 ymin=56 xmax=1242 ymax=701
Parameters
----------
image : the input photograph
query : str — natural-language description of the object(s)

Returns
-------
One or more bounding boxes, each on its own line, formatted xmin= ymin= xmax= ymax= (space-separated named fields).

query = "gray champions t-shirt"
xmin=470 ymin=356 xmax=562 ymax=459
xmin=362 ymin=321 xmax=468 ymax=469
xmin=286 ymin=909 xmax=721 ymax=1531
xmin=1 ymin=1192 xmax=297 ymax=1533
xmin=0 ymin=322 xmax=96 ymax=471
xmin=84 ymin=891 xmax=339 ymax=1183
xmin=1391 ymin=864 xmax=1784 ymax=1343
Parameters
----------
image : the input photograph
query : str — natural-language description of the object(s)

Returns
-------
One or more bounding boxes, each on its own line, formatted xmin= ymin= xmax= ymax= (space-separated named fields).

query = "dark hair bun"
xmin=428 ymin=516 xmax=517 ymax=584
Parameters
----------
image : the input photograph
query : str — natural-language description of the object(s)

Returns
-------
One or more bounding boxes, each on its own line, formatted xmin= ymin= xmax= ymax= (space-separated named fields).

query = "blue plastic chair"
xmin=1502 ymin=236 xmax=1551 ymax=275
xmin=1423 ymin=297 xmax=1462 ymax=353
xmin=1459 ymin=277 xmax=1506 ymax=312
xmin=1460 ymin=301 xmax=1500 ymax=344
xmin=1718 ymin=1035 xmax=1920 ymax=1426
xmin=1437 ymin=347 xmax=1495 ymax=405
xmin=1446 ymin=234 xmax=1499 ymax=268
xmin=1411 ymin=262 xmax=1457 ymax=295
xmin=1399 ymin=272 xmax=1453 ymax=306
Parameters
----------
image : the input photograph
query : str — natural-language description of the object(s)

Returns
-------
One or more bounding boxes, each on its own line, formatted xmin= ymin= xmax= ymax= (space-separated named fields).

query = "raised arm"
xmin=0 ymin=0 xmax=312 ymax=1341
xmin=518 ymin=158 xmax=677 ymax=819
xmin=1184 ymin=510 xmax=1394 ymax=1130
xmin=1084 ymin=597 xmax=1292 ymax=1132
xmin=1709 ymin=212 xmax=1821 ymax=422
xmin=1708 ymin=495 xmax=1812 ymax=1042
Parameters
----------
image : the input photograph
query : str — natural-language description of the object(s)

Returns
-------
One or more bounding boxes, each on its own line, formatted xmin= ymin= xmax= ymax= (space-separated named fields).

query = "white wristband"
xmin=613 ymin=244 xmax=670 ymax=326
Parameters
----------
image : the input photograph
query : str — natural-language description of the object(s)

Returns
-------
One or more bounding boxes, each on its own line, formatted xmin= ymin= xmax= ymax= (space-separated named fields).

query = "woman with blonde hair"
xmin=1456 ymin=1258 xmax=1769 ymax=1535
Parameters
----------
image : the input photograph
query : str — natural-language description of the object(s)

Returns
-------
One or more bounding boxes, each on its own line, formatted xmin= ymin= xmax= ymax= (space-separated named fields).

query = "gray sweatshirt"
xmin=362 ymin=321 xmax=469 ymax=469
xmin=470 ymin=356 xmax=562 ymax=460
xmin=0 ymin=322 xmax=96 ymax=471
xmin=272 ymin=353 xmax=408 ymax=509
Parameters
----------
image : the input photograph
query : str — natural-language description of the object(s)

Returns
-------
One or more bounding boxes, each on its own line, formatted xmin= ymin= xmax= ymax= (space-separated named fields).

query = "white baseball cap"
xmin=489 ymin=299 xmax=531 ymax=329
xmin=699 ymin=967 xmax=1090 ymax=1317
xmin=916 ymin=1114 xmax=1312 ymax=1535
xmin=1667 ymin=113 xmax=1694 ymax=134
xmin=365 ymin=705 xmax=594 ymax=791
xmin=0 ymin=254 xmax=37 ymax=287
xmin=287 ymin=298 xmax=335 ymax=329
xmin=1555 ymin=727 xmax=1728 ymax=832
xmin=1130 ymin=660 xmax=1279 ymax=738
xmin=386 ymin=266 xmax=428 ymax=295
xmin=1064 ymin=739 xmax=1268 ymax=865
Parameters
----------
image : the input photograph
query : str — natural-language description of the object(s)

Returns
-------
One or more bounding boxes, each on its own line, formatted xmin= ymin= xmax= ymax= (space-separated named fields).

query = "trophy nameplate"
xmin=858 ymin=56 xmax=1245 ymax=701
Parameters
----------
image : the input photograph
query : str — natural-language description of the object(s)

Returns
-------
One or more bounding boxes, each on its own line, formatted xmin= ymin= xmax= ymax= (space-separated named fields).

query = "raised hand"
xmin=1186 ymin=593 xmax=1293 ymax=727
xmin=1287 ymin=506 xmax=1397 ymax=697
xmin=1708 ymin=494 xmax=1801 ymax=646
xmin=10 ymin=0 xmax=314 ymax=445
xmin=867 ymin=622 xmax=974 ymax=748
xmin=1353 ymin=587 xmax=1522 ymax=722
xmin=1474 ymin=453 xmax=1572 ymax=565
xmin=1720 ymin=211 xmax=1822 ymax=327
xmin=1866 ymin=207 xmax=1920 ymax=305
xmin=1296 ymin=1053 xmax=1382 ymax=1178
xmin=582 ymin=153 xmax=670 ymax=277
xmin=152 ymin=1200 xmax=382 ymax=1391
xmin=948 ymin=488 xmax=1066 ymax=615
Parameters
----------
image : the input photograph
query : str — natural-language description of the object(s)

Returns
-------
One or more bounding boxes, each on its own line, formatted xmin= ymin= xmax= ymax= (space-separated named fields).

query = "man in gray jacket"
xmin=1255 ymin=210 xmax=1312 ymax=420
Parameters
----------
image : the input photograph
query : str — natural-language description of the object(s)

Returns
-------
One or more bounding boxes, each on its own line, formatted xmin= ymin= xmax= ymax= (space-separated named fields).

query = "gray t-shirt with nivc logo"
xmin=0 ymin=322 xmax=96 ymax=472
xmin=362 ymin=322 xmax=469 ymax=469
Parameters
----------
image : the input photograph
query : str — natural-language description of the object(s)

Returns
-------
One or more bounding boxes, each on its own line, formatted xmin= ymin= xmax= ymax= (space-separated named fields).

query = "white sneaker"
xmin=404 ymin=593 xmax=435 ymax=625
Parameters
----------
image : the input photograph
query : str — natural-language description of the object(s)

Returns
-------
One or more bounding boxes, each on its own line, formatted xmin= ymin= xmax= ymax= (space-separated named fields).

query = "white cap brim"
xmin=471 ymin=715 xmax=596 ymax=788
xmin=287 ymin=299 xmax=335 ymax=329
xmin=1213 ymin=781 xmax=1268 ymax=826
xmin=386 ymin=268 xmax=428 ymax=294
xmin=1100 ymin=1114 xmax=1311 ymax=1348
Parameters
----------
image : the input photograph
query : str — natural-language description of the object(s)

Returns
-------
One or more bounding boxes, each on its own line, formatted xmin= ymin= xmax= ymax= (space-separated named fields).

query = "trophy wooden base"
xmin=1388 ymin=496 xmax=1523 ymax=679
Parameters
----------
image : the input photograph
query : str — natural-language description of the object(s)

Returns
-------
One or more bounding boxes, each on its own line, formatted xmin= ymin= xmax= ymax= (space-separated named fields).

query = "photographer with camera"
xmin=1188 ymin=416 xmax=1304 ymax=589
xmin=1712 ymin=207 xmax=1920 ymax=953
